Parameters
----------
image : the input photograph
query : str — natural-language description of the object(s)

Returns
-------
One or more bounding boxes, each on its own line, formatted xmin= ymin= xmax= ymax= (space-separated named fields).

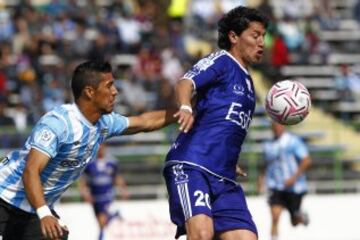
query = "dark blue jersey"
xmin=165 ymin=50 xmax=256 ymax=181
xmin=84 ymin=158 xmax=118 ymax=203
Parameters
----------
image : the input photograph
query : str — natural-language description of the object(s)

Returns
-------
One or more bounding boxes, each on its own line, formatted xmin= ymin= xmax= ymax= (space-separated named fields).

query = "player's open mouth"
xmin=257 ymin=50 xmax=263 ymax=56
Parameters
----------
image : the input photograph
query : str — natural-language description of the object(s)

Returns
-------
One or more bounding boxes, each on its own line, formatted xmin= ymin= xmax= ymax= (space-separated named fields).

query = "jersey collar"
xmin=224 ymin=50 xmax=249 ymax=75
xmin=72 ymin=103 xmax=95 ymax=128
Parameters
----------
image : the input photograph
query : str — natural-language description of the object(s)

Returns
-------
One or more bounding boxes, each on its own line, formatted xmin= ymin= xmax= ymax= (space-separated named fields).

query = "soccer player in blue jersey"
xmin=163 ymin=6 xmax=268 ymax=240
xmin=0 ymin=60 xmax=175 ymax=240
xmin=263 ymin=121 xmax=311 ymax=240
xmin=79 ymin=143 xmax=129 ymax=240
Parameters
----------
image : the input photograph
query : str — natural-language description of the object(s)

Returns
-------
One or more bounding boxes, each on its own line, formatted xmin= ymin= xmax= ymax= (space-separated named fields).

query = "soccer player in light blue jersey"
xmin=263 ymin=121 xmax=312 ymax=240
xmin=0 ymin=61 xmax=175 ymax=240
xmin=163 ymin=6 xmax=268 ymax=240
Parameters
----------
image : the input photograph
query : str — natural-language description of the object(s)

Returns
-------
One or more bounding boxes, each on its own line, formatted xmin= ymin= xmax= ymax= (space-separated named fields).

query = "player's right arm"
xmin=173 ymin=78 xmax=195 ymax=133
xmin=23 ymin=148 xmax=66 ymax=240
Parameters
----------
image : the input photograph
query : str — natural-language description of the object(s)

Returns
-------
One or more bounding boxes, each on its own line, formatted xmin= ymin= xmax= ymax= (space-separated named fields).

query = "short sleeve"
xmin=29 ymin=114 xmax=67 ymax=158
xmin=182 ymin=53 xmax=224 ymax=90
xmin=292 ymin=136 xmax=309 ymax=161
xmin=100 ymin=112 xmax=129 ymax=138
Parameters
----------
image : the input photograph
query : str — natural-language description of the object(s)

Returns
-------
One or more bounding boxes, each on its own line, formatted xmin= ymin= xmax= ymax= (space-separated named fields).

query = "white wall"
xmin=58 ymin=194 xmax=360 ymax=240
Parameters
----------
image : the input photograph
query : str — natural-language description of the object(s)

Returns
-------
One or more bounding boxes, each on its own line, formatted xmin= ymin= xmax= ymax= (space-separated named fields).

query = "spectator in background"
xmin=79 ymin=143 xmax=129 ymax=240
xmin=270 ymin=31 xmax=289 ymax=67
xmin=354 ymin=0 xmax=360 ymax=24
xmin=335 ymin=64 xmax=360 ymax=102
xmin=262 ymin=121 xmax=311 ymax=240
xmin=0 ymin=100 xmax=15 ymax=127
xmin=315 ymin=0 xmax=340 ymax=30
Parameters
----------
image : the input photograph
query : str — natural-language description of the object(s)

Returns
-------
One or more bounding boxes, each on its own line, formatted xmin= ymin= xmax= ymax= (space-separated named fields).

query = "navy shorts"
xmin=0 ymin=198 xmax=68 ymax=240
xmin=93 ymin=200 xmax=111 ymax=215
xmin=163 ymin=163 xmax=257 ymax=239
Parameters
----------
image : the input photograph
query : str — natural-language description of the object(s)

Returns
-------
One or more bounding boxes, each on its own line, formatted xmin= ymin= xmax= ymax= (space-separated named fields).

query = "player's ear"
xmin=228 ymin=31 xmax=238 ymax=44
xmin=83 ymin=86 xmax=95 ymax=99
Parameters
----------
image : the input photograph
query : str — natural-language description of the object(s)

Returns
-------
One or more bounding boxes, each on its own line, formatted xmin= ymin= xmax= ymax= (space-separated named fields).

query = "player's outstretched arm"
xmin=173 ymin=78 xmax=195 ymax=133
xmin=23 ymin=148 xmax=67 ymax=240
xmin=123 ymin=109 xmax=177 ymax=135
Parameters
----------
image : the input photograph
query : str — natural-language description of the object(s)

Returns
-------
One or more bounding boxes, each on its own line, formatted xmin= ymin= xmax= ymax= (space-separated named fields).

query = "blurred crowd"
xmin=0 ymin=0 xmax=360 ymax=134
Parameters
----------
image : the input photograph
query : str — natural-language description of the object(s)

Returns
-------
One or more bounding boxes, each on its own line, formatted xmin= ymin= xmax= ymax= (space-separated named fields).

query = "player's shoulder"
xmin=195 ymin=50 xmax=228 ymax=68
xmin=286 ymin=132 xmax=305 ymax=145
xmin=40 ymin=104 xmax=70 ymax=128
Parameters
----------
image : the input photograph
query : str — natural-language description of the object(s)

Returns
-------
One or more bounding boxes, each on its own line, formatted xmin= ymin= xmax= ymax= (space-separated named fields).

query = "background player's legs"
xmin=96 ymin=212 xmax=108 ymax=229
xmin=96 ymin=212 xmax=107 ymax=240
xmin=270 ymin=205 xmax=283 ymax=240
xmin=217 ymin=229 xmax=257 ymax=240
xmin=185 ymin=214 xmax=214 ymax=240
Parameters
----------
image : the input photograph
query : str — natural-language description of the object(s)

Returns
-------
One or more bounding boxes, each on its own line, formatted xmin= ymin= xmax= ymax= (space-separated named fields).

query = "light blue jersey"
xmin=0 ymin=103 xmax=128 ymax=213
xmin=264 ymin=132 xmax=309 ymax=193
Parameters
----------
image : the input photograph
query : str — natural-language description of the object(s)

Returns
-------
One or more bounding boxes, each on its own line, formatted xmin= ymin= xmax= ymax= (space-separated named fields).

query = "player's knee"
xmin=272 ymin=214 xmax=281 ymax=224
xmin=188 ymin=229 xmax=214 ymax=240
xmin=97 ymin=214 xmax=108 ymax=229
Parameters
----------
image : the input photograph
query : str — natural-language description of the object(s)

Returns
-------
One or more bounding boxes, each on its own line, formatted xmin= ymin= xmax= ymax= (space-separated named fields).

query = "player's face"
xmin=272 ymin=121 xmax=285 ymax=138
xmin=93 ymin=72 xmax=118 ymax=114
xmin=232 ymin=21 xmax=266 ymax=66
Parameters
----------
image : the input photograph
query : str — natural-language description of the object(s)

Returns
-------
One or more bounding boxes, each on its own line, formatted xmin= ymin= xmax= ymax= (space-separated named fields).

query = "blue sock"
xmin=99 ymin=229 xmax=104 ymax=240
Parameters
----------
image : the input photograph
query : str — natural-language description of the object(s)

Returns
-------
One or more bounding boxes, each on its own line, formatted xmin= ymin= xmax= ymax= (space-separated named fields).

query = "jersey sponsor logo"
xmin=60 ymin=160 xmax=80 ymax=167
xmin=225 ymin=102 xmax=252 ymax=130
xmin=37 ymin=129 xmax=55 ymax=147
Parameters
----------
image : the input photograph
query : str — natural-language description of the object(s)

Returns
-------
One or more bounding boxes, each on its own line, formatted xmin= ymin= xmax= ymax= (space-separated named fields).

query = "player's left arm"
xmin=23 ymin=148 xmax=67 ymax=239
xmin=285 ymin=139 xmax=312 ymax=187
xmin=285 ymin=155 xmax=311 ymax=188
xmin=122 ymin=109 xmax=177 ymax=135
xmin=115 ymin=174 xmax=129 ymax=200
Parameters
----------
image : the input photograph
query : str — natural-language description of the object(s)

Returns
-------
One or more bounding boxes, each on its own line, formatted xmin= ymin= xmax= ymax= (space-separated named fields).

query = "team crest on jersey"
xmin=172 ymin=164 xmax=189 ymax=184
xmin=233 ymin=84 xmax=245 ymax=95
xmin=100 ymin=128 xmax=109 ymax=136
xmin=37 ymin=129 xmax=55 ymax=147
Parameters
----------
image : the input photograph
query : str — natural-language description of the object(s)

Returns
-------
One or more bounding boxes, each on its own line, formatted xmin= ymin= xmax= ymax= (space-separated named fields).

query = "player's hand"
xmin=40 ymin=215 xmax=67 ymax=240
xmin=236 ymin=165 xmax=247 ymax=177
xmin=121 ymin=189 xmax=130 ymax=200
xmin=284 ymin=176 xmax=296 ymax=188
xmin=173 ymin=108 xmax=194 ymax=133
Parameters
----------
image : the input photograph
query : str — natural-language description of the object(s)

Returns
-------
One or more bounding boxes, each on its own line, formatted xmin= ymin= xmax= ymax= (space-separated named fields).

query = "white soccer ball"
xmin=265 ymin=80 xmax=311 ymax=125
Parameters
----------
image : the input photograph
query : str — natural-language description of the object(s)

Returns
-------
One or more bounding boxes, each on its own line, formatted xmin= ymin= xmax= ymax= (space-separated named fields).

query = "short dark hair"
xmin=71 ymin=61 xmax=112 ymax=100
xmin=217 ymin=6 xmax=268 ymax=50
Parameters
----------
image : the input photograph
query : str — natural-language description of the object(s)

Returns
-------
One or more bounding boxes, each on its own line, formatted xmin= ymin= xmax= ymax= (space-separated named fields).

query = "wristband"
xmin=36 ymin=205 xmax=52 ymax=219
xmin=180 ymin=105 xmax=192 ymax=113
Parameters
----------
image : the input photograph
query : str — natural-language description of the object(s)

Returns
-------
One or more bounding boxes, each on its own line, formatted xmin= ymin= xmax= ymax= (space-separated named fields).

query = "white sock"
xmin=271 ymin=236 xmax=279 ymax=240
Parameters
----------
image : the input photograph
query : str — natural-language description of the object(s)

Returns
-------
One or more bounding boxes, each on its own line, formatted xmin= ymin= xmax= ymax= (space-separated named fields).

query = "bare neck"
xmin=75 ymin=99 xmax=101 ymax=125
xmin=228 ymin=49 xmax=248 ymax=70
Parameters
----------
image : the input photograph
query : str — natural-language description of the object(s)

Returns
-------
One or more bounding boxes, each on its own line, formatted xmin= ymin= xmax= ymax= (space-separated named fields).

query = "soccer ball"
xmin=265 ymin=80 xmax=311 ymax=125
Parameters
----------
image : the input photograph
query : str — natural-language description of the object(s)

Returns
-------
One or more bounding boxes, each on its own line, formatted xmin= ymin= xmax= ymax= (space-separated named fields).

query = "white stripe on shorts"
xmin=177 ymin=182 xmax=192 ymax=220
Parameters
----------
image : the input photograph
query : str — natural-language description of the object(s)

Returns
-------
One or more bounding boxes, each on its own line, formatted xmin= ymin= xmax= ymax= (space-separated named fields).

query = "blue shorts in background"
xmin=163 ymin=163 xmax=257 ymax=239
